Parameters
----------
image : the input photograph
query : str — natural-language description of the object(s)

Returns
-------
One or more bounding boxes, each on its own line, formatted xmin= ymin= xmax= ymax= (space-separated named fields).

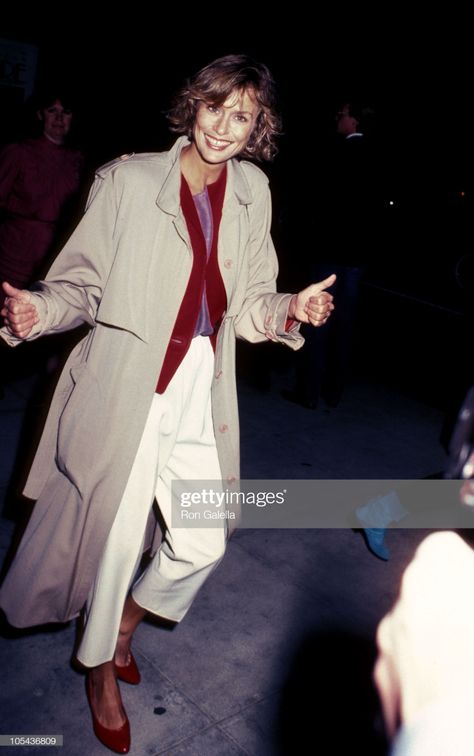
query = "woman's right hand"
xmin=1 ymin=281 xmax=39 ymax=338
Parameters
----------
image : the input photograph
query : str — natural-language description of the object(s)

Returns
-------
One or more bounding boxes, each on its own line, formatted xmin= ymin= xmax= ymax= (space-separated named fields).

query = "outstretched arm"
xmin=233 ymin=168 xmax=335 ymax=346
xmin=1 ymin=170 xmax=122 ymax=347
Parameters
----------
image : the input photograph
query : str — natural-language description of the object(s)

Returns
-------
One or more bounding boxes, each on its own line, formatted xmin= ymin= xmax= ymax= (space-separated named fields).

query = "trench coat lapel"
xmin=155 ymin=137 xmax=191 ymax=244
xmin=218 ymin=158 xmax=253 ymax=308
xmin=225 ymin=158 xmax=253 ymax=212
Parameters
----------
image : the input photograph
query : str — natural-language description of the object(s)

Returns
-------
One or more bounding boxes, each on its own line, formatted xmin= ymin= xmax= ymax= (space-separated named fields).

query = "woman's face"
xmin=39 ymin=99 xmax=73 ymax=145
xmin=192 ymin=88 xmax=259 ymax=165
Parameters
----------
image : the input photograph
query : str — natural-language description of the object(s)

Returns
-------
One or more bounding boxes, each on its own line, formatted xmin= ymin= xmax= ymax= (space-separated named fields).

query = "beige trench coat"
xmin=0 ymin=137 xmax=303 ymax=627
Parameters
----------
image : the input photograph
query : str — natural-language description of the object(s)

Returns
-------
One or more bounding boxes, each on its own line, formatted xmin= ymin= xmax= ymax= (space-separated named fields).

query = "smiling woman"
xmin=168 ymin=53 xmax=281 ymax=163
xmin=0 ymin=53 xmax=335 ymax=754
xmin=191 ymin=93 xmax=259 ymax=165
xmin=39 ymin=99 xmax=74 ymax=145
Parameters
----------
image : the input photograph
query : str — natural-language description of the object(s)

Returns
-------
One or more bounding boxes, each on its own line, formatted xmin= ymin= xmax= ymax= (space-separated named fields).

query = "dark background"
xmin=2 ymin=14 xmax=470 ymax=175
xmin=1 ymin=14 xmax=472 ymax=412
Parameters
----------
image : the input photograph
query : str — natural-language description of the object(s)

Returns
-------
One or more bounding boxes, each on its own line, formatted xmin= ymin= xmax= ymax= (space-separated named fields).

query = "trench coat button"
xmin=264 ymin=315 xmax=273 ymax=327
xmin=224 ymin=259 xmax=233 ymax=269
xmin=219 ymin=424 xmax=228 ymax=433
xmin=216 ymin=370 xmax=223 ymax=379
xmin=227 ymin=475 xmax=237 ymax=484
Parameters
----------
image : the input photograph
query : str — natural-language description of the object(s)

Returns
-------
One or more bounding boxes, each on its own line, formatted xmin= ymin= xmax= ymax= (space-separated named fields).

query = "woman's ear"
xmin=37 ymin=110 xmax=43 ymax=122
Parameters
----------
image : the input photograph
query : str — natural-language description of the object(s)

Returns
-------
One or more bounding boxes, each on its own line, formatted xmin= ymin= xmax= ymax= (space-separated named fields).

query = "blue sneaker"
xmin=362 ymin=528 xmax=390 ymax=561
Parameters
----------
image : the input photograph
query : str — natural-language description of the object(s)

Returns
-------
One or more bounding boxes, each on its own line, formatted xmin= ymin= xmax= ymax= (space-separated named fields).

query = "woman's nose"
xmin=215 ymin=114 xmax=229 ymax=135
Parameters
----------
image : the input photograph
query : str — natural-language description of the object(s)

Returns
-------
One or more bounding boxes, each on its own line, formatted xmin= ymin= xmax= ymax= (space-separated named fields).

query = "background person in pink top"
xmin=0 ymin=88 xmax=84 ymax=309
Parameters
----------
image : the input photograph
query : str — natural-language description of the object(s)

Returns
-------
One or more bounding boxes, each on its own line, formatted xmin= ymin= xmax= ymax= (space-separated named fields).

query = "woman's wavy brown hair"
xmin=168 ymin=54 xmax=282 ymax=161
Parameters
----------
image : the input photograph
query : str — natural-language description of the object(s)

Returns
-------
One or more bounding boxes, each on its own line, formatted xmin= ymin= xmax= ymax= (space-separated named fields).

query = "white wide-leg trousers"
xmin=76 ymin=336 xmax=226 ymax=667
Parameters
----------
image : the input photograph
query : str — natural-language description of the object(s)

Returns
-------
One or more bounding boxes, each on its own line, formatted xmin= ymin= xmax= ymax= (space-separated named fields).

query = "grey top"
xmin=192 ymin=187 xmax=214 ymax=337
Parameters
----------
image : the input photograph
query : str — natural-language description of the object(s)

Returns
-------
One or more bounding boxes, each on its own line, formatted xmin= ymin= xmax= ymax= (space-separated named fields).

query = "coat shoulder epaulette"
xmin=96 ymin=152 xmax=166 ymax=178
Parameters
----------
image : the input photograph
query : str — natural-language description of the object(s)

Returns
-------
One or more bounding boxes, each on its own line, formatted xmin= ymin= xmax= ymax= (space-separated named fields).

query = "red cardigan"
xmin=156 ymin=167 xmax=227 ymax=393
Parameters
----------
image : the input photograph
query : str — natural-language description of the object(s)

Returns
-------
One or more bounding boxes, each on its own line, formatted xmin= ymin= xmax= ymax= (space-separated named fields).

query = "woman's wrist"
xmin=287 ymin=294 xmax=297 ymax=320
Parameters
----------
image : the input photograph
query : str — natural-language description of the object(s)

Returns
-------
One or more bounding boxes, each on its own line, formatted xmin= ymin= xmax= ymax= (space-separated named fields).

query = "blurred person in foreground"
xmin=0 ymin=55 xmax=335 ymax=753
xmin=375 ymin=493 xmax=474 ymax=754
xmin=374 ymin=389 xmax=474 ymax=753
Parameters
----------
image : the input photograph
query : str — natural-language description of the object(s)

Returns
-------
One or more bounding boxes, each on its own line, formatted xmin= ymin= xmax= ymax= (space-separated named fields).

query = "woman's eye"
xmin=207 ymin=105 xmax=219 ymax=114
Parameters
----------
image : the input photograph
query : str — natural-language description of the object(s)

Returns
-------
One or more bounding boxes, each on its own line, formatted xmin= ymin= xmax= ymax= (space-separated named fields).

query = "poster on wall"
xmin=0 ymin=37 xmax=38 ymax=142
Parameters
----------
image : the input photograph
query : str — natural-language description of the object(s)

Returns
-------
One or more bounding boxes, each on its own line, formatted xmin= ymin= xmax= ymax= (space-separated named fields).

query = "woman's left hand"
xmin=288 ymin=273 xmax=336 ymax=326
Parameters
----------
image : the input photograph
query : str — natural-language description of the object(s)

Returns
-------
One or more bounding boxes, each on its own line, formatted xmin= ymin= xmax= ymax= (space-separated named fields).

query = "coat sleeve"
xmin=1 ymin=170 xmax=120 ymax=345
xmin=233 ymin=167 xmax=303 ymax=350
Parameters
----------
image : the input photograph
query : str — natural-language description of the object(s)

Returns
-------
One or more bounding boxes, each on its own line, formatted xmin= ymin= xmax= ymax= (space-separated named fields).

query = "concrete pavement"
xmin=0 ymin=340 xmax=449 ymax=755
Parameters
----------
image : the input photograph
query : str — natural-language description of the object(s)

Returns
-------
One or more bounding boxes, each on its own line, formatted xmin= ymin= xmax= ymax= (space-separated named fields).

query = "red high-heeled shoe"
xmin=115 ymin=651 xmax=141 ymax=685
xmin=85 ymin=674 xmax=131 ymax=754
